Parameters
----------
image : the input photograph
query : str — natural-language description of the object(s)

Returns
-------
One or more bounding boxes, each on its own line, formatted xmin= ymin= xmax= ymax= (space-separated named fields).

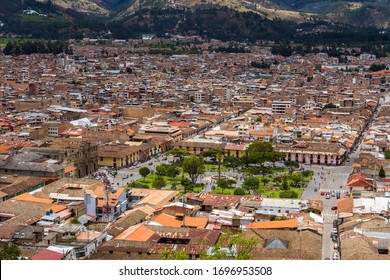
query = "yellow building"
xmin=98 ymin=145 xmax=141 ymax=169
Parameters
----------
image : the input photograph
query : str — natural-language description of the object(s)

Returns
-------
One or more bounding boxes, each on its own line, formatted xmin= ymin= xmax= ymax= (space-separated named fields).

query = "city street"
xmin=300 ymin=128 xmax=365 ymax=259
xmin=99 ymin=155 xmax=173 ymax=188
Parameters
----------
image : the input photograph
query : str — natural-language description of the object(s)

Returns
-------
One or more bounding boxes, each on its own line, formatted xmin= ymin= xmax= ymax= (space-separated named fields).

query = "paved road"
xmin=300 ymin=164 xmax=351 ymax=259
xmin=98 ymin=155 xmax=174 ymax=188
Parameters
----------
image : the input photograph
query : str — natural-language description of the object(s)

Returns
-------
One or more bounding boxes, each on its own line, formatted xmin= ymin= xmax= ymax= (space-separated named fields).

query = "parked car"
xmin=333 ymin=252 xmax=339 ymax=260
xmin=334 ymin=242 xmax=338 ymax=250
xmin=326 ymin=194 xmax=331 ymax=199
xmin=331 ymin=206 xmax=338 ymax=210
xmin=321 ymin=192 xmax=325 ymax=196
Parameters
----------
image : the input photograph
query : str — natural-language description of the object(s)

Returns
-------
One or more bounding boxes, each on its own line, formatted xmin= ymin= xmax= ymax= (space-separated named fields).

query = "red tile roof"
xmin=169 ymin=122 xmax=190 ymax=128
xmin=32 ymin=249 xmax=65 ymax=260
xmin=347 ymin=172 xmax=375 ymax=188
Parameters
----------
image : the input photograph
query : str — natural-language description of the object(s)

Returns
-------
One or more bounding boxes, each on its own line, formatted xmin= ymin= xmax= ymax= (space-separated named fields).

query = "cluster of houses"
xmin=0 ymin=38 xmax=390 ymax=259
xmin=0 ymin=177 xmax=326 ymax=260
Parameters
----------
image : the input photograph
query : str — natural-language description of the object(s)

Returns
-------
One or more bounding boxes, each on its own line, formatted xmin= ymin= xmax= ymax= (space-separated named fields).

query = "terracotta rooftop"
xmin=183 ymin=216 xmax=208 ymax=228
xmin=151 ymin=213 xmax=182 ymax=228
xmin=13 ymin=193 xmax=53 ymax=204
xmin=44 ymin=204 xmax=67 ymax=213
xmin=248 ymin=219 xmax=299 ymax=229
xmin=337 ymin=197 xmax=354 ymax=214
xmin=115 ymin=224 xmax=155 ymax=242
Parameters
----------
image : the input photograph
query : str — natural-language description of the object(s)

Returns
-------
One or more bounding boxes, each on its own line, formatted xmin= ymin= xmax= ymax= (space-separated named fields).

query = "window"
xmin=100 ymin=157 xmax=103 ymax=161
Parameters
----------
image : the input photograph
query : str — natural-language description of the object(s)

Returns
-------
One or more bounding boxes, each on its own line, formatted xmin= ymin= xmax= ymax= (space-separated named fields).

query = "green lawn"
xmin=251 ymin=171 xmax=313 ymax=198
xmin=204 ymin=163 xmax=231 ymax=172
xmin=269 ymin=167 xmax=289 ymax=174
xmin=128 ymin=174 xmax=182 ymax=188
xmin=259 ymin=185 xmax=304 ymax=198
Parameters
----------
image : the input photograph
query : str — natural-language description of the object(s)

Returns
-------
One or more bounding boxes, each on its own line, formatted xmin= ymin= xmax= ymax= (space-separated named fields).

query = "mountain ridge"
xmin=0 ymin=0 xmax=389 ymax=41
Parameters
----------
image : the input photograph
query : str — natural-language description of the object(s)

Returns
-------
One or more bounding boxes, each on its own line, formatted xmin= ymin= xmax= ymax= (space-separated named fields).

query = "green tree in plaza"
xmin=273 ymin=176 xmax=282 ymax=185
xmin=245 ymin=141 xmax=284 ymax=176
xmin=290 ymin=173 xmax=303 ymax=187
xmin=243 ymin=176 xmax=260 ymax=191
xmin=234 ymin=188 xmax=246 ymax=195
xmin=379 ymin=166 xmax=386 ymax=178
xmin=302 ymin=170 xmax=313 ymax=178
xmin=181 ymin=177 xmax=194 ymax=193
xmin=270 ymin=152 xmax=286 ymax=167
xmin=203 ymin=148 xmax=225 ymax=180
xmin=166 ymin=165 xmax=179 ymax=178
xmin=284 ymin=160 xmax=300 ymax=174
xmin=182 ymin=155 xmax=205 ymax=184
xmin=261 ymin=177 xmax=270 ymax=186
xmin=280 ymin=190 xmax=298 ymax=198
xmin=152 ymin=176 xmax=166 ymax=189
xmin=385 ymin=150 xmax=390 ymax=160
xmin=0 ymin=244 xmax=21 ymax=260
xmin=216 ymin=178 xmax=235 ymax=194
xmin=155 ymin=164 xmax=168 ymax=175
xmin=282 ymin=180 xmax=289 ymax=190
xmin=246 ymin=141 xmax=273 ymax=162
xmin=139 ymin=167 xmax=150 ymax=180
xmin=259 ymin=165 xmax=271 ymax=178
xmin=223 ymin=156 xmax=241 ymax=172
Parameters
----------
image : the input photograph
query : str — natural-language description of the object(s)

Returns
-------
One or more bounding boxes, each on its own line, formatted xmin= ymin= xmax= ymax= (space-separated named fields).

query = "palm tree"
xmin=215 ymin=151 xmax=224 ymax=180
